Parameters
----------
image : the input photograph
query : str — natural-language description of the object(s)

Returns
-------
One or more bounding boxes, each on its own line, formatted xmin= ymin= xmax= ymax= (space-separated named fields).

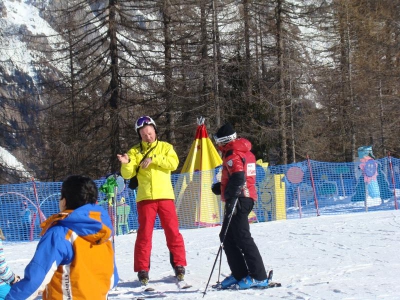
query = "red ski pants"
xmin=134 ymin=199 xmax=187 ymax=272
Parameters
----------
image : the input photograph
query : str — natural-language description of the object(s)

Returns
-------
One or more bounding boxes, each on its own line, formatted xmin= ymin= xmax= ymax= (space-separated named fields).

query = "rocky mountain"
xmin=0 ymin=0 xmax=56 ymax=183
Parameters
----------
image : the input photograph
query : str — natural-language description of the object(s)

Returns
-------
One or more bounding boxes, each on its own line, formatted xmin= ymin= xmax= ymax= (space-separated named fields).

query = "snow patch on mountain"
xmin=0 ymin=146 xmax=31 ymax=179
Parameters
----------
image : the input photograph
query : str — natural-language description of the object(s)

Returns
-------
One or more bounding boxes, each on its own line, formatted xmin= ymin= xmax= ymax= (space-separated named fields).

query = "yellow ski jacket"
xmin=121 ymin=140 xmax=179 ymax=202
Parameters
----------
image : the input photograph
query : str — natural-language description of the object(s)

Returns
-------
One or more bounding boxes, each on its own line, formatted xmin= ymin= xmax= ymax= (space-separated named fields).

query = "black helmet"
xmin=213 ymin=123 xmax=237 ymax=144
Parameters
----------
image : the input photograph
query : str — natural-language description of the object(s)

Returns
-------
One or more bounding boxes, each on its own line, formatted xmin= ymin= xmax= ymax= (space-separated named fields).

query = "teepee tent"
xmin=175 ymin=117 xmax=223 ymax=228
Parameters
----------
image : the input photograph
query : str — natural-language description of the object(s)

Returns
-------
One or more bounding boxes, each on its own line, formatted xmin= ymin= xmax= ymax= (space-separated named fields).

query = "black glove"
xmin=211 ymin=182 xmax=221 ymax=195
xmin=225 ymin=198 xmax=238 ymax=216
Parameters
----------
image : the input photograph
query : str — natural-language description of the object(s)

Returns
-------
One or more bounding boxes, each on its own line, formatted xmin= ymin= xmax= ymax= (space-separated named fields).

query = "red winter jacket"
xmin=218 ymin=138 xmax=257 ymax=202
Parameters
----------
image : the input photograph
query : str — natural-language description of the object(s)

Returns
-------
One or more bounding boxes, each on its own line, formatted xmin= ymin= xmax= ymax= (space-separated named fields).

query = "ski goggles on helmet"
xmin=135 ymin=116 xmax=157 ymax=132
xmin=213 ymin=132 xmax=237 ymax=145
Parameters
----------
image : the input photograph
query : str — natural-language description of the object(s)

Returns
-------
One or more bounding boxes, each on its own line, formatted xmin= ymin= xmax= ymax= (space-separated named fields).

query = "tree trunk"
xmin=276 ymin=0 xmax=287 ymax=164
xmin=212 ymin=0 xmax=221 ymax=127
xmin=163 ymin=0 xmax=175 ymax=144
xmin=109 ymin=0 xmax=121 ymax=172
xmin=243 ymin=0 xmax=252 ymax=103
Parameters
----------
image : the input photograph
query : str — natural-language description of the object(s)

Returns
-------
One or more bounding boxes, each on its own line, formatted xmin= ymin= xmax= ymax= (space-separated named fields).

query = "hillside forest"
xmin=1 ymin=0 xmax=400 ymax=184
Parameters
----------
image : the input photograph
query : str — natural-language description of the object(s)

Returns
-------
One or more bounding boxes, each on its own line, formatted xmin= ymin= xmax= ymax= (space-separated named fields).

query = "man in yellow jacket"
xmin=117 ymin=116 xmax=187 ymax=286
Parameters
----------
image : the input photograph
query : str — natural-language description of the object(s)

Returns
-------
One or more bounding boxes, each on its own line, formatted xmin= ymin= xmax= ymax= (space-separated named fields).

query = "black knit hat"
xmin=214 ymin=123 xmax=237 ymax=144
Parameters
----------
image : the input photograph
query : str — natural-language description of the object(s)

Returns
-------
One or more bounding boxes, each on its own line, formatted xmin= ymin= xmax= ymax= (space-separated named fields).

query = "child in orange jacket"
xmin=6 ymin=175 xmax=119 ymax=299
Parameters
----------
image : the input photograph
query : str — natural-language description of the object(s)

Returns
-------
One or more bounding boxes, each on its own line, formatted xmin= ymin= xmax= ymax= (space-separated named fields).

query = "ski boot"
xmin=237 ymin=275 xmax=269 ymax=289
xmin=138 ymin=270 xmax=149 ymax=286
xmin=174 ymin=265 xmax=185 ymax=281
xmin=220 ymin=275 xmax=239 ymax=289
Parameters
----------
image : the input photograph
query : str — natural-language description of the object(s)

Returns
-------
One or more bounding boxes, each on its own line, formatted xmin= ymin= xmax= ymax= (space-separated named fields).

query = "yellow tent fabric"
xmin=180 ymin=119 xmax=222 ymax=173
xmin=175 ymin=117 xmax=223 ymax=228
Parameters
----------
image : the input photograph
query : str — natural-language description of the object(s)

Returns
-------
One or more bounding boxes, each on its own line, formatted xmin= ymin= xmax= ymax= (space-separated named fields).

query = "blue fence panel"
xmin=0 ymin=157 xmax=399 ymax=242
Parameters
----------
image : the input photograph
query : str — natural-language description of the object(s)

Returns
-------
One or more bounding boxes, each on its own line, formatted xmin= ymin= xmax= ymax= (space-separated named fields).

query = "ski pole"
xmin=202 ymin=198 xmax=239 ymax=297
xmin=216 ymin=245 xmax=223 ymax=284
xmin=113 ymin=176 xmax=118 ymax=248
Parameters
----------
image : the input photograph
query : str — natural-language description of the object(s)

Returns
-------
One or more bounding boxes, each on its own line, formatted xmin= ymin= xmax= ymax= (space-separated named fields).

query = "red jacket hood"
xmin=219 ymin=138 xmax=252 ymax=153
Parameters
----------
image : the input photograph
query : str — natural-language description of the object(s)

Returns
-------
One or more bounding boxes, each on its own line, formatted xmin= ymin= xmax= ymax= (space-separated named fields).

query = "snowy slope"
xmin=4 ymin=209 xmax=400 ymax=299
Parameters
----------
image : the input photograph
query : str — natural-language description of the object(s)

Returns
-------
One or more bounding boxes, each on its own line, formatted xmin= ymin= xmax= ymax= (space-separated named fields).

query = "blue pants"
xmin=0 ymin=284 xmax=11 ymax=300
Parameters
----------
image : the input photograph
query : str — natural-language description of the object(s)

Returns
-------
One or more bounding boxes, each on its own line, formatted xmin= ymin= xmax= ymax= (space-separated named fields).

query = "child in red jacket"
xmin=212 ymin=123 xmax=268 ymax=290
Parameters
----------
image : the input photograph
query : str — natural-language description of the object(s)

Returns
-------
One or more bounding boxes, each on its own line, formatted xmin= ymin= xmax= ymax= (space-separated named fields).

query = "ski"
xmin=135 ymin=287 xmax=167 ymax=299
xmin=211 ymin=269 xmax=281 ymax=290
xmin=268 ymin=282 xmax=282 ymax=288
xmin=212 ymin=281 xmax=281 ymax=290
xmin=135 ymin=292 xmax=167 ymax=299
xmin=176 ymin=279 xmax=193 ymax=290
xmin=130 ymin=276 xmax=196 ymax=299
xmin=134 ymin=286 xmax=198 ymax=299
xmin=143 ymin=279 xmax=193 ymax=291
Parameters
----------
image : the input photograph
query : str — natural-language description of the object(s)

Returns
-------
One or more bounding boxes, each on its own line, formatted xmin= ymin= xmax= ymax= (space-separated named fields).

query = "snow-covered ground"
xmin=4 ymin=207 xmax=400 ymax=299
